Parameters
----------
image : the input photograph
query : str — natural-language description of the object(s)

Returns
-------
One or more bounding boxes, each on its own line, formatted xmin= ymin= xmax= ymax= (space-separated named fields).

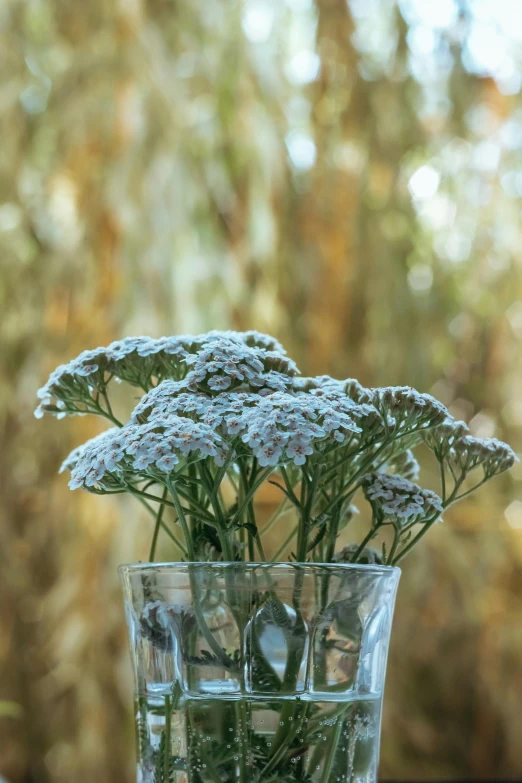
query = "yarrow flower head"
xmin=184 ymin=337 xmax=298 ymax=395
xmin=66 ymin=414 xmax=230 ymax=491
xmin=372 ymin=386 xmax=448 ymax=431
xmin=37 ymin=329 xmax=516 ymax=569
xmin=210 ymin=329 xmax=287 ymax=355
xmin=59 ymin=429 xmax=121 ymax=474
xmin=34 ymin=336 xmax=196 ymax=418
xmin=423 ymin=418 xmax=470 ymax=457
xmin=362 ymin=472 xmax=443 ymax=527
xmin=34 ymin=330 xmax=290 ymax=419
xmin=220 ymin=390 xmax=368 ymax=466
xmin=449 ymin=435 xmax=518 ymax=477
xmin=129 ymin=381 xmax=376 ymax=468
xmin=292 ymin=375 xmax=373 ymax=405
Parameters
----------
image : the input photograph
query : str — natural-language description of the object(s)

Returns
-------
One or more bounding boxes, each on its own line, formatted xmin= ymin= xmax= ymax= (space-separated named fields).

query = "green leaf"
xmin=235 ymin=521 xmax=258 ymax=538
xmin=258 ymin=596 xmax=291 ymax=628
xmin=187 ymin=648 xmax=240 ymax=670
xmin=307 ymin=522 xmax=327 ymax=552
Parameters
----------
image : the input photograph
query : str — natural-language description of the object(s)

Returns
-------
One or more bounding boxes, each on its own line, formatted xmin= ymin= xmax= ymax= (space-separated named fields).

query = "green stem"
xmin=236 ymin=701 xmax=248 ymax=783
xmin=197 ymin=741 xmax=225 ymax=783
xmin=239 ymin=461 xmax=260 ymax=561
xmin=260 ymin=704 xmax=307 ymax=778
xmin=320 ymin=434 xmax=386 ymax=485
xmin=319 ymin=713 xmax=344 ymax=783
xmin=91 ymin=397 xmax=124 ymax=427
xmin=244 ymin=462 xmax=267 ymax=562
xmin=130 ymin=486 xmax=216 ymax=525
xmin=439 ymin=459 xmax=447 ymax=502
xmin=386 ymin=527 xmax=400 ymax=565
xmin=199 ymin=463 xmax=235 ymax=561
xmin=254 ymin=531 xmax=266 ymax=561
xmin=149 ymin=486 xmax=168 ymax=562
xmin=392 ymin=474 xmax=478 ymax=564
xmin=320 ymin=423 xmax=437 ymax=510
xmin=393 ymin=521 xmax=433 ymax=564
xmin=272 ymin=526 xmax=298 ymax=561
xmin=453 ymin=475 xmax=489 ymax=502
xmin=279 ymin=466 xmax=302 ymax=508
xmin=163 ymin=694 xmax=171 ymax=782
xmin=129 ymin=489 xmax=188 ymax=556
xmin=324 ymin=506 xmax=341 ymax=564
xmin=230 ymin=467 xmax=274 ymax=528
xmin=260 ymin=497 xmax=292 ymax=538
xmin=165 ymin=479 xmax=195 ymax=558
xmin=165 ymin=477 xmax=235 ymax=669
xmin=350 ymin=520 xmax=381 ymax=563
xmin=305 ymin=702 xmax=353 ymax=739
xmin=265 ymin=590 xmax=308 ymax=770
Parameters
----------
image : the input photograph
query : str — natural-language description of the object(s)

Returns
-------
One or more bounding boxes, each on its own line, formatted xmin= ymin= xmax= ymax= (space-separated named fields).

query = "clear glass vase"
xmin=120 ymin=562 xmax=400 ymax=783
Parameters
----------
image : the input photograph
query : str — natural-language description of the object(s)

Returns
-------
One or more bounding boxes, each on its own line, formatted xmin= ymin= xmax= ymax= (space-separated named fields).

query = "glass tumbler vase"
xmin=120 ymin=562 xmax=400 ymax=783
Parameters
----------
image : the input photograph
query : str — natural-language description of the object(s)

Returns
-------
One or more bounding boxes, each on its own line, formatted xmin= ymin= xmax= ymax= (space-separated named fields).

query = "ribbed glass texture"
xmin=120 ymin=562 xmax=400 ymax=783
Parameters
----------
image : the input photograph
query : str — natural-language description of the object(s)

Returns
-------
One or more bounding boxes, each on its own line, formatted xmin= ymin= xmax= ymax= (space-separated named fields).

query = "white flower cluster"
xmin=224 ymin=329 xmax=287 ymax=354
xmin=39 ymin=332 xmax=517 ymax=507
xmin=184 ymin=338 xmax=298 ymax=394
xmin=362 ymin=472 xmax=443 ymax=526
xmin=67 ymin=416 xmax=228 ymax=490
xmin=130 ymin=385 xmax=375 ymax=467
xmin=35 ymin=336 xmax=193 ymax=418
xmin=232 ymin=391 xmax=365 ymax=466
xmin=59 ymin=429 xmax=120 ymax=474
xmin=35 ymin=330 xmax=289 ymax=418
xmin=451 ymin=435 xmax=517 ymax=476
xmin=306 ymin=387 xmax=383 ymax=439
xmin=372 ymin=386 xmax=448 ymax=430
xmin=423 ymin=417 xmax=469 ymax=457
xmin=423 ymin=421 xmax=517 ymax=476
xmin=131 ymin=381 xmax=204 ymax=421
xmin=293 ymin=375 xmax=373 ymax=405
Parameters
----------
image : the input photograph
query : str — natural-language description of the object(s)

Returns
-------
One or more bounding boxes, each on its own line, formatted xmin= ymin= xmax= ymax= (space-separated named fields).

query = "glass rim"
xmin=118 ymin=560 xmax=401 ymax=576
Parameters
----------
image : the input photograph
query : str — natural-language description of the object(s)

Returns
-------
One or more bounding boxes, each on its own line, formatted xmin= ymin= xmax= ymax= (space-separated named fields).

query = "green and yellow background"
xmin=1 ymin=0 xmax=522 ymax=780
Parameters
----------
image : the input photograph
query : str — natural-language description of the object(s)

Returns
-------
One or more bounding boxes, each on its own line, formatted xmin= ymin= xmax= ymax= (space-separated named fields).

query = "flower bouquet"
xmin=37 ymin=330 xmax=515 ymax=783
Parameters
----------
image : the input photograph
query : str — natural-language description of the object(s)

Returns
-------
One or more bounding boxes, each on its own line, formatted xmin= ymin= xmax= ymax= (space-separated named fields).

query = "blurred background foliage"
xmin=1 ymin=0 xmax=522 ymax=780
